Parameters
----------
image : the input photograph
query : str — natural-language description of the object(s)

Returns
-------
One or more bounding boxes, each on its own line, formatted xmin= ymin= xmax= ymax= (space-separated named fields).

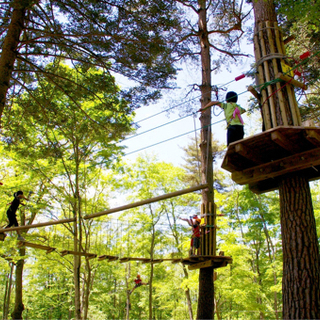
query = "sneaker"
xmin=17 ymin=236 xmax=25 ymax=241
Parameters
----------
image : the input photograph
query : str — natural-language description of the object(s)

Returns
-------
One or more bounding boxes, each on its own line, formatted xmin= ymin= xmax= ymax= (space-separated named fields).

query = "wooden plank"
xmin=0 ymin=218 xmax=76 ymax=233
xmin=232 ymin=147 xmax=320 ymax=185
xmin=171 ymin=259 xmax=183 ymax=264
xmin=83 ymin=184 xmax=208 ymax=220
xmin=277 ymin=73 xmax=307 ymax=90
xmin=247 ymin=85 xmax=261 ymax=101
xmin=60 ymin=250 xmax=96 ymax=258
xmin=142 ymin=259 xmax=163 ymax=264
xmin=18 ymin=241 xmax=56 ymax=253
xmin=221 ymin=155 xmax=239 ymax=172
xmin=305 ymin=130 xmax=320 ymax=147
xmin=98 ymin=255 xmax=118 ymax=261
xmin=266 ymin=21 xmax=288 ymax=127
xmin=271 ymin=131 xmax=301 ymax=154
xmin=188 ymin=259 xmax=214 ymax=270
xmin=235 ymin=143 xmax=264 ymax=164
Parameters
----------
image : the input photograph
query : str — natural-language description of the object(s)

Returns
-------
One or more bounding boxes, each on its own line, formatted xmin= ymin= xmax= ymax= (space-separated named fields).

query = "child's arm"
xmin=199 ymin=101 xmax=221 ymax=112
xmin=179 ymin=217 xmax=192 ymax=226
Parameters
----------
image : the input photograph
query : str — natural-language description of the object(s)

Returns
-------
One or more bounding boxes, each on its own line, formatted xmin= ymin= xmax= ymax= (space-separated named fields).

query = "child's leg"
xmin=227 ymin=125 xmax=244 ymax=145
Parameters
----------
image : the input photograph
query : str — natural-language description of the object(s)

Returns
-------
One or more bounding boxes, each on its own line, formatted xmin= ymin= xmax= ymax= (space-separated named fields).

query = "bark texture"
xmin=279 ymin=174 xmax=320 ymax=319
xmin=0 ymin=0 xmax=29 ymax=125
xmin=198 ymin=0 xmax=214 ymax=319
xmin=197 ymin=267 xmax=214 ymax=320
xmin=11 ymin=249 xmax=25 ymax=320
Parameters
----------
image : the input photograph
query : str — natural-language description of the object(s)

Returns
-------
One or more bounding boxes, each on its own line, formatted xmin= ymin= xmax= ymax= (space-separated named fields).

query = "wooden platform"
xmin=221 ymin=126 xmax=320 ymax=194
xmin=182 ymin=255 xmax=232 ymax=270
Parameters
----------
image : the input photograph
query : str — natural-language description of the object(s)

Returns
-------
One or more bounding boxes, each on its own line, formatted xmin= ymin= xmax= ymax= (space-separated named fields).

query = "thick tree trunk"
xmin=197 ymin=267 xmax=214 ymax=320
xmin=279 ymin=174 xmax=320 ymax=319
xmin=252 ymin=0 xmax=320 ymax=318
xmin=11 ymin=249 xmax=25 ymax=320
xmin=0 ymin=0 xmax=30 ymax=124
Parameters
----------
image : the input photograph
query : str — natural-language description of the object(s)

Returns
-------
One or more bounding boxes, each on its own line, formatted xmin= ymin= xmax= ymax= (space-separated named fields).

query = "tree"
xmin=251 ymin=0 xmax=320 ymax=318
xmin=1 ymin=64 xmax=134 ymax=320
xmin=0 ymin=0 xmax=186 ymax=125
xmin=174 ymin=1 xmax=250 ymax=318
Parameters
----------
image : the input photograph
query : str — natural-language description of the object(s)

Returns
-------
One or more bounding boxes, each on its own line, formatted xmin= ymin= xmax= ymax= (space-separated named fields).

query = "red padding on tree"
xmin=300 ymin=51 xmax=311 ymax=60
xmin=235 ymin=74 xmax=245 ymax=81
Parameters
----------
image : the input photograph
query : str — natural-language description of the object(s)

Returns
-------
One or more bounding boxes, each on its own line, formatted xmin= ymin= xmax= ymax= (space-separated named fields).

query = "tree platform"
xmin=221 ymin=126 xmax=320 ymax=194
xmin=182 ymin=255 xmax=232 ymax=270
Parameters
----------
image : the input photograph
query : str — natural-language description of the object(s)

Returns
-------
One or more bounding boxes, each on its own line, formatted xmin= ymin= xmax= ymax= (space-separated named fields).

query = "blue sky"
xmin=118 ymin=44 xmax=257 ymax=167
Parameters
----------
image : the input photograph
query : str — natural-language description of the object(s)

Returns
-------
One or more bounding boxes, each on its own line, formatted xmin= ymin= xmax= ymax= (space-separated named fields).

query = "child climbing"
xmin=200 ymin=91 xmax=246 ymax=145
xmin=179 ymin=215 xmax=201 ymax=256
xmin=129 ymin=274 xmax=149 ymax=294
xmin=5 ymin=191 xmax=29 ymax=240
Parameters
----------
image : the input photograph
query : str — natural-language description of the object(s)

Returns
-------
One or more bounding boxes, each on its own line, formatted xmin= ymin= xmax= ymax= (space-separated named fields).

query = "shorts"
xmin=227 ymin=125 xmax=244 ymax=145
xmin=193 ymin=237 xmax=200 ymax=249
xmin=6 ymin=209 xmax=18 ymax=227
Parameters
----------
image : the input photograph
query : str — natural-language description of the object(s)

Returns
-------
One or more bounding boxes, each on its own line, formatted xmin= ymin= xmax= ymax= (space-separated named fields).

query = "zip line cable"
xmin=124 ymin=119 xmax=225 ymax=156
xmin=122 ymin=87 xmax=250 ymax=144
xmin=125 ymin=113 xmax=193 ymax=141
xmin=3 ymin=50 xmax=319 ymax=176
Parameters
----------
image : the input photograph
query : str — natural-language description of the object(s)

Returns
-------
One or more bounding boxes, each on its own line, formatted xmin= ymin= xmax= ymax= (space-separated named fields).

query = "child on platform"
xmin=200 ymin=91 xmax=246 ymax=145
xmin=179 ymin=215 xmax=201 ymax=256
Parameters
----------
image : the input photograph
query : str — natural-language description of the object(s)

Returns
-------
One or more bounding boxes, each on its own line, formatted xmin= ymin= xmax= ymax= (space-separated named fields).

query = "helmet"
xmin=226 ymin=91 xmax=238 ymax=103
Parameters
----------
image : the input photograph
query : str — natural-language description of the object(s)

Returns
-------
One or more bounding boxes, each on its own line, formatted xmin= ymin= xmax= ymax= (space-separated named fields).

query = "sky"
xmin=117 ymin=43 xmax=257 ymax=168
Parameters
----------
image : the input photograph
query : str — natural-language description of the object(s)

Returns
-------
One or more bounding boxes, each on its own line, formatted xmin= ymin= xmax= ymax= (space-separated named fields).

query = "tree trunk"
xmin=0 ymin=0 xmax=30 ymax=124
xmin=125 ymin=263 xmax=131 ymax=320
xmin=252 ymin=0 xmax=320 ymax=318
xmin=185 ymin=287 xmax=193 ymax=320
xmin=73 ymin=206 xmax=82 ymax=320
xmin=167 ymin=208 xmax=194 ymax=320
xmin=3 ymin=262 xmax=14 ymax=320
xmin=279 ymin=174 xmax=320 ymax=319
xmin=197 ymin=0 xmax=214 ymax=318
xmin=11 ymin=248 xmax=25 ymax=320
xmin=197 ymin=267 xmax=214 ymax=320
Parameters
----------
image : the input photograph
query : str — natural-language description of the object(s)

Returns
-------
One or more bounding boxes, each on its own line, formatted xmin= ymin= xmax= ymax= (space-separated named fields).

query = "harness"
xmin=226 ymin=104 xmax=244 ymax=128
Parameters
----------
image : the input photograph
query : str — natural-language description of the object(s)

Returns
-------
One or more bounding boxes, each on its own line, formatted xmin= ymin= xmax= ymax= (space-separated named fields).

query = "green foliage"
xmin=1 ymin=0 xmax=186 ymax=117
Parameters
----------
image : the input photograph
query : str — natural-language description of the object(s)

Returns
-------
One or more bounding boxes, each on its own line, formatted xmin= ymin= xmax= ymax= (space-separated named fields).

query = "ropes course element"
xmin=0 ymin=217 xmax=75 ymax=233
xmin=13 ymin=238 xmax=231 ymax=269
xmin=124 ymin=119 xmax=225 ymax=156
xmin=83 ymin=184 xmax=208 ymax=220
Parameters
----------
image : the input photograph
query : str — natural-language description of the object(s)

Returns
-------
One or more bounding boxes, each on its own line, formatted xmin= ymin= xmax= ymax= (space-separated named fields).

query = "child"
xmin=179 ymin=215 xmax=201 ymax=256
xmin=5 ymin=191 xmax=29 ymax=240
xmin=129 ymin=274 xmax=149 ymax=294
xmin=200 ymin=91 xmax=246 ymax=145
